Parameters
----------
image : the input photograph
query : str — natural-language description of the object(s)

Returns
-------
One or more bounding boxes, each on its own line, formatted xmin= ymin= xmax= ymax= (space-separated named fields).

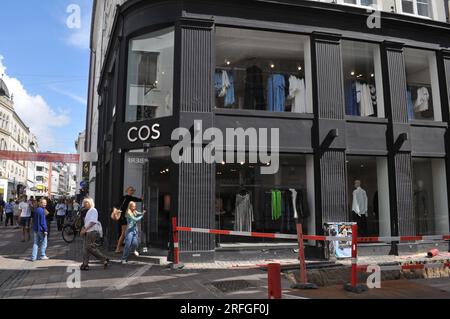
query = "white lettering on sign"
xmin=127 ymin=124 xmax=161 ymax=143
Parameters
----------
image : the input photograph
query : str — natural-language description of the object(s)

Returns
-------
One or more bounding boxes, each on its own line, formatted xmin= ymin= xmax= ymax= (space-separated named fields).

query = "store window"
xmin=400 ymin=0 xmax=433 ymax=18
xmin=343 ymin=40 xmax=384 ymax=118
xmin=412 ymin=158 xmax=449 ymax=235
xmin=126 ymin=28 xmax=174 ymax=122
xmin=347 ymin=156 xmax=390 ymax=237
xmin=215 ymin=27 xmax=312 ymax=114
xmin=404 ymin=48 xmax=441 ymax=121
xmin=215 ymin=154 xmax=315 ymax=245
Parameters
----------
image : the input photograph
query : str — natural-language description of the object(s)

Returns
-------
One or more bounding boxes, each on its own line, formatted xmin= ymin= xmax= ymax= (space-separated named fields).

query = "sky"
xmin=0 ymin=0 xmax=93 ymax=154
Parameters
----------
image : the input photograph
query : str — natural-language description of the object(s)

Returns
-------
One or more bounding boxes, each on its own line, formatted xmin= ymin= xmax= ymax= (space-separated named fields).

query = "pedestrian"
xmin=55 ymin=199 xmax=67 ymax=231
xmin=29 ymin=198 xmax=49 ymax=262
xmin=45 ymin=197 xmax=55 ymax=237
xmin=4 ymin=199 xmax=14 ymax=227
xmin=66 ymin=199 xmax=73 ymax=220
xmin=19 ymin=196 xmax=32 ymax=242
xmin=114 ymin=186 xmax=143 ymax=254
xmin=0 ymin=197 xmax=5 ymax=223
xmin=121 ymin=201 xmax=146 ymax=264
xmin=13 ymin=199 xmax=21 ymax=229
xmin=79 ymin=198 xmax=109 ymax=271
xmin=73 ymin=199 xmax=80 ymax=215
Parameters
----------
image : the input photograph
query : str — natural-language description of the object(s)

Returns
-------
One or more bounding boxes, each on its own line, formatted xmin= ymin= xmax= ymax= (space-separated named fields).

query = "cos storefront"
xmin=95 ymin=0 xmax=450 ymax=262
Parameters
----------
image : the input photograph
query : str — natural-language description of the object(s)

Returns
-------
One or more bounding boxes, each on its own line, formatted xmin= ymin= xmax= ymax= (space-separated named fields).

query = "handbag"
xmin=111 ymin=198 xmax=127 ymax=222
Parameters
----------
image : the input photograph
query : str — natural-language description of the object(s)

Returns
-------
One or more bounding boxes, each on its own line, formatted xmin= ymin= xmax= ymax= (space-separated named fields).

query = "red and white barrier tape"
xmin=176 ymin=226 xmax=352 ymax=242
xmin=358 ymin=235 xmax=450 ymax=243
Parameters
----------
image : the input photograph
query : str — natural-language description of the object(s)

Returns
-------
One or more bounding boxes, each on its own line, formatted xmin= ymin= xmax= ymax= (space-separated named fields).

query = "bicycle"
xmin=62 ymin=211 xmax=83 ymax=244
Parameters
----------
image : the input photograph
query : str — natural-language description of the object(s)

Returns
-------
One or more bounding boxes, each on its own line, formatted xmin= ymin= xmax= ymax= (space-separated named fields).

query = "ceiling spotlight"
xmin=371 ymin=73 xmax=375 ymax=78
xmin=270 ymin=64 xmax=275 ymax=69
xmin=351 ymin=71 xmax=355 ymax=76
xmin=298 ymin=66 xmax=302 ymax=71
xmin=226 ymin=61 xmax=231 ymax=65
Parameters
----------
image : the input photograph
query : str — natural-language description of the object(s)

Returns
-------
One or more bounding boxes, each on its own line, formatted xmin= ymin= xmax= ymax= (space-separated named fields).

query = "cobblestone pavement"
xmin=0 ymin=224 xmax=296 ymax=299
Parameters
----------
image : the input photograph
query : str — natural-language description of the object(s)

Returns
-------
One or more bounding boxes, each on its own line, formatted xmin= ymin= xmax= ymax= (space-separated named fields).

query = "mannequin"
xmin=289 ymin=189 xmax=299 ymax=220
xmin=414 ymin=180 xmax=428 ymax=235
xmin=352 ymin=180 xmax=368 ymax=237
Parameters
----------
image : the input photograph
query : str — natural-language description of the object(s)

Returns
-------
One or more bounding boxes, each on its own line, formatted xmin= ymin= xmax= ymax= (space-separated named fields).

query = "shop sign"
xmin=127 ymin=124 xmax=161 ymax=143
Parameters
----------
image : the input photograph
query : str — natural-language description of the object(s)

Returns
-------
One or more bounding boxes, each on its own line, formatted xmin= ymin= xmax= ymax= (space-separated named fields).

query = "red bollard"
xmin=172 ymin=217 xmax=179 ymax=265
xmin=268 ymin=263 xmax=282 ymax=299
xmin=351 ymin=224 xmax=358 ymax=287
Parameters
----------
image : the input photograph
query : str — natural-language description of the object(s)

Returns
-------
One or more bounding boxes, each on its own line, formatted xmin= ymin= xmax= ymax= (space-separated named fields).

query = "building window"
xmin=340 ymin=0 xmax=379 ymax=9
xmin=404 ymin=48 xmax=441 ymax=121
xmin=215 ymin=27 xmax=312 ymax=114
xmin=343 ymin=41 xmax=384 ymax=118
xmin=216 ymin=154 xmax=315 ymax=244
xmin=126 ymin=27 xmax=174 ymax=122
xmin=399 ymin=0 xmax=433 ymax=18
xmin=347 ymin=156 xmax=390 ymax=238
xmin=412 ymin=158 xmax=449 ymax=235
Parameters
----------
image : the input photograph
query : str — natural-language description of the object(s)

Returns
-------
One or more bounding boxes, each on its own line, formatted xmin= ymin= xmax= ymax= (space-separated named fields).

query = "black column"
xmin=438 ymin=50 xmax=450 ymax=241
xmin=312 ymin=32 xmax=348 ymax=233
xmin=382 ymin=41 xmax=415 ymax=238
xmin=176 ymin=17 xmax=215 ymax=262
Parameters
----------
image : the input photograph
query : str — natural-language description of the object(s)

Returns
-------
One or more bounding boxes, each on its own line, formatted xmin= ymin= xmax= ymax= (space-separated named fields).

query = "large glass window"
xmin=215 ymin=28 xmax=312 ymax=114
xmin=215 ymin=155 xmax=315 ymax=245
xmin=347 ymin=156 xmax=390 ymax=238
xmin=126 ymin=28 xmax=174 ymax=122
xmin=412 ymin=158 xmax=449 ymax=235
xmin=404 ymin=48 xmax=441 ymax=121
xmin=343 ymin=41 xmax=384 ymax=118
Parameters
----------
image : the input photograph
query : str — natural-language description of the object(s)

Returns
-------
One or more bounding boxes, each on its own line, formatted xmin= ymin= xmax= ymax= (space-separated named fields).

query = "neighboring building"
xmin=86 ymin=0 xmax=450 ymax=262
xmin=0 ymin=78 xmax=35 ymax=199
xmin=26 ymin=133 xmax=39 ymax=198
xmin=75 ymin=131 xmax=87 ymax=197
xmin=35 ymin=162 xmax=50 ymax=197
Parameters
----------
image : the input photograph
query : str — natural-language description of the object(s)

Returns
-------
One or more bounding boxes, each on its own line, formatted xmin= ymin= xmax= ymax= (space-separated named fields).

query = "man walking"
xmin=29 ymin=198 xmax=49 ymax=262
xmin=19 ymin=196 xmax=32 ymax=242
xmin=0 ymin=197 xmax=5 ymax=223
xmin=4 ymin=199 xmax=14 ymax=227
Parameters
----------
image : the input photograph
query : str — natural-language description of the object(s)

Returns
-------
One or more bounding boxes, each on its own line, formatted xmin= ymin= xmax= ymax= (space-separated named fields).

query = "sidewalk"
xmin=0 ymin=223 xmax=294 ymax=299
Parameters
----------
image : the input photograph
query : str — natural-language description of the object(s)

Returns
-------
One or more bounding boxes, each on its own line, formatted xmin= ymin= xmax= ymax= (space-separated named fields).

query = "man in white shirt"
xmin=55 ymin=200 xmax=67 ymax=231
xmin=352 ymin=180 xmax=368 ymax=237
xmin=19 ymin=196 xmax=32 ymax=242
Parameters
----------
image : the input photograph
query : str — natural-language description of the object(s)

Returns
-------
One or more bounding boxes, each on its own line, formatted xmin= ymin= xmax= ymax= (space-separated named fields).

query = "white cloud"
xmin=0 ymin=56 xmax=71 ymax=151
xmin=48 ymin=85 xmax=87 ymax=105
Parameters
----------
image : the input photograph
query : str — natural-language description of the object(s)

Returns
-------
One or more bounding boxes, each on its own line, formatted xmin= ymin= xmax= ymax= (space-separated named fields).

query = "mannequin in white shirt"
xmin=352 ymin=180 xmax=368 ymax=237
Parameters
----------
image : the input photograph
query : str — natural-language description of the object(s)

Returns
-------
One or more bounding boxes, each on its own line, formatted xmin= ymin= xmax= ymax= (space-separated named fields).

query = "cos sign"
xmin=128 ymin=124 xmax=161 ymax=143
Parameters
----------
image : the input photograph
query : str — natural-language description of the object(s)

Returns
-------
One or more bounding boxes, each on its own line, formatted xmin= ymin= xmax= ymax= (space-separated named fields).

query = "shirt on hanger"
xmin=267 ymin=74 xmax=286 ymax=112
xmin=288 ymin=76 xmax=307 ymax=113
xmin=414 ymin=87 xmax=430 ymax=112
xmin=352 ymin=187 xmax=368 ymax=216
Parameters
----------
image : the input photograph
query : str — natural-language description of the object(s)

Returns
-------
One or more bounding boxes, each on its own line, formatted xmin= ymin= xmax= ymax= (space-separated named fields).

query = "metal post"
xmin=268 ymin=263 xmax=282 ymax=299
xmin=351 ymin=223 xmax=358 ymax=287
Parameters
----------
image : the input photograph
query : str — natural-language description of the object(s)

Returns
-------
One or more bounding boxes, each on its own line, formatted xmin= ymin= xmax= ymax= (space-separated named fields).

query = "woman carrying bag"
xmin=112 ymin=187 xmax=143 ymax=254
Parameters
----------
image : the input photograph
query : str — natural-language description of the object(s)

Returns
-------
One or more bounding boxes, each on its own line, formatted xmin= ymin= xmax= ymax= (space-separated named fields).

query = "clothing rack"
xmin=407 ymin=82 xmax=431 ymax=88
xmin=216 ymin=66 xmax=303 ymax=77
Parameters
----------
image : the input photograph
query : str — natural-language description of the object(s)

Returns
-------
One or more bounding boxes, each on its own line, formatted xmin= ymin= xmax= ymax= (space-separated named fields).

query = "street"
xmin=1 ymin=223 xmax=450 ymax=299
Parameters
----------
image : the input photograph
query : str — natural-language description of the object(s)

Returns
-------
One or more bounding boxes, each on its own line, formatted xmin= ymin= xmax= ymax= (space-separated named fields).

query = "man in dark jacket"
xmin=30 ymin=199 xmax=49 ymax=262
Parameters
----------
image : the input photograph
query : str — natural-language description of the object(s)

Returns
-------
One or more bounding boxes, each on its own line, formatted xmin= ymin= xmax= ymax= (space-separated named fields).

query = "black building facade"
xmin=93 ymin=0 xmax=450 ymax=262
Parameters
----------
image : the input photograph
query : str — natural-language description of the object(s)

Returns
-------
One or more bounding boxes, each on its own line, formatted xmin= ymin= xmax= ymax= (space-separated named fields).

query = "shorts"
xmin=20 ymin=217 xmax=31 ymax=228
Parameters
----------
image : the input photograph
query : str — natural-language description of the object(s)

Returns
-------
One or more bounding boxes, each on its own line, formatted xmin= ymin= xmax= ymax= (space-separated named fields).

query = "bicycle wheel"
xmin=62 ymin=225 xmax=76 ymax=244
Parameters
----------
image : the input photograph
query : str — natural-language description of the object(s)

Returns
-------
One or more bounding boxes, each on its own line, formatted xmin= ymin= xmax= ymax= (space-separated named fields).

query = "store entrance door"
xmin=141 ymin=154 xmax=172 ymax=250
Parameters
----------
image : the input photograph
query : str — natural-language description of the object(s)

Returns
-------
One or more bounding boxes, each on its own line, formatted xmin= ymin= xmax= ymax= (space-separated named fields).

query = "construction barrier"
xmin=347 ymin=229 xmax=450 ymax=293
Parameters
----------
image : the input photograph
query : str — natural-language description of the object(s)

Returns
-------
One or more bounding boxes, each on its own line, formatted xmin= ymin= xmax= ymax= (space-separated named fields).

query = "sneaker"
xmin=134 ymin=250 xmax=140 ymax=257
xmin=26 ymin=258 xmax=36 ymax=262
xmin=39 ymin=256 xmax=50 ymax=261
xmin=121 ymin=260 xmax=128 ymax=265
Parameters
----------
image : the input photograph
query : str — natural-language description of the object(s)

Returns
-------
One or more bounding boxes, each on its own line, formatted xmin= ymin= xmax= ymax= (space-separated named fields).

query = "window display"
xmin=342 ymin=40 xmax=384 ymax=118
xmin=412 ymin=158 xmax=449 ymax=235
xmin=215 ymin=27 xmax=312 ymax=114
xmin=404 ymin=48 xmax=441 ymax=121
xmin=347 ymin=156 xmax=391 ymax=237
xmin=126 ymin=28 xmax=174 ymax=122
xmin=215 ymin=155 xmax=314 ymax=244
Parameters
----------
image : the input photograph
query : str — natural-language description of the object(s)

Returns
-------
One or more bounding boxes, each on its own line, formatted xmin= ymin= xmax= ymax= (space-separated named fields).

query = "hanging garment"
xmin=235 ymin=193 xmax=254 ymax=232
xmin=414 ymin=190 xmax=429 ymax=235
xmin=407 ymin=89 xmax=414 ymax=120
xmin=267 ymin=74 xmax=286 ymax=112
xmin=369 ymin=84 xmax=378 ymax=116
xmin=288 ymin=76 xmax=307 ymax=113
xmin=244 ymin=65 xmax=266 ymax=110
xmin=414 ymin=87 xmax=430 ymax=112
xmin=271 ymin=190 xmax=282 ymax=221
xmin=352 ymin=187 xmax=368 ymax=216
xmin=346 ymin=80 xmax=359 ymax=116
xmin=224 ymin=72 xmax=235 ymax=107
xmin=360 ymin=83 xmax=375 ymax=117
xmin=281 ymin=192 xmax=293 ymax=233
